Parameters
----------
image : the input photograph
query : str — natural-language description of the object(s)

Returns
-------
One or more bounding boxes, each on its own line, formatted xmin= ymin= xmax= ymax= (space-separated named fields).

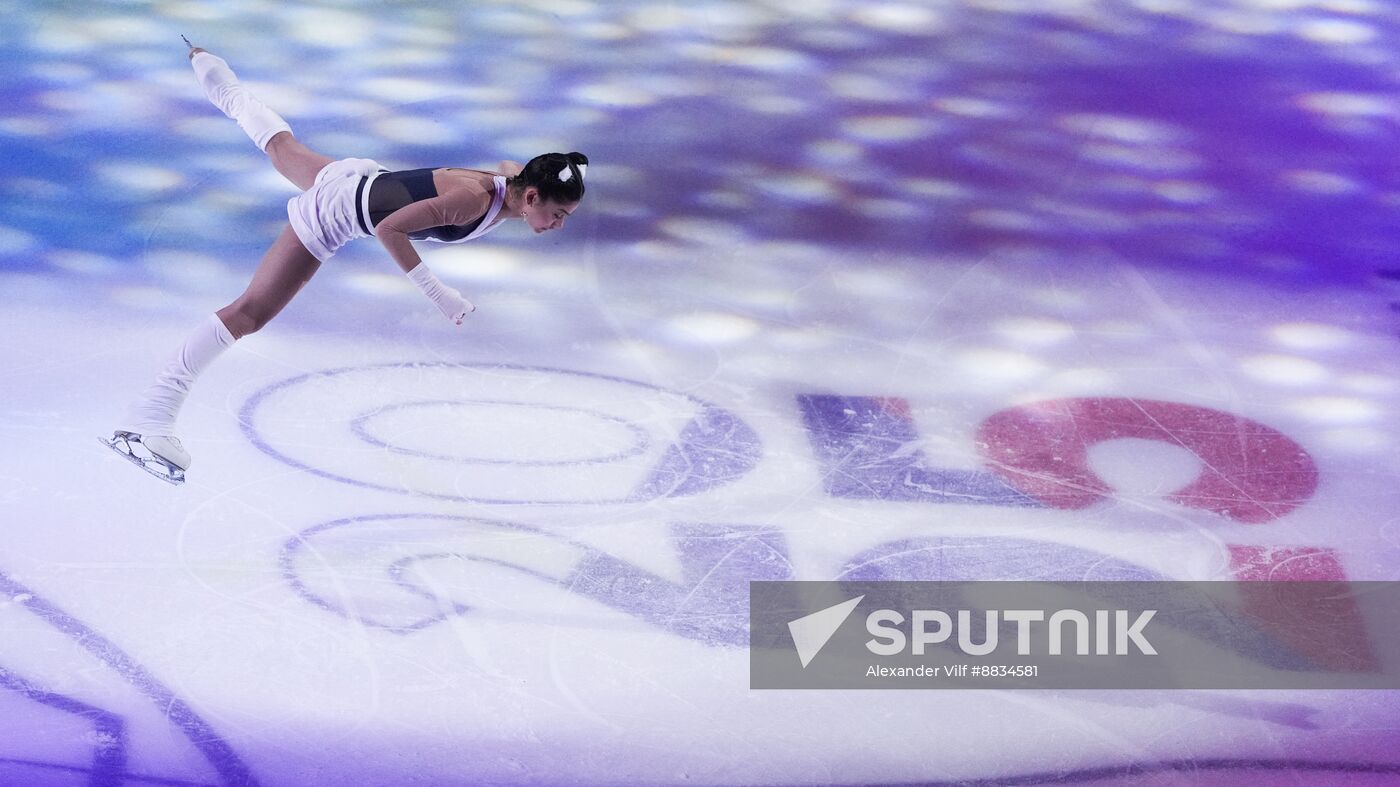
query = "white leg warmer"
xmin=124 ymin=314 xmax=237 ymax=436
xmin=190 ymin=51 xmax=292 ymax=152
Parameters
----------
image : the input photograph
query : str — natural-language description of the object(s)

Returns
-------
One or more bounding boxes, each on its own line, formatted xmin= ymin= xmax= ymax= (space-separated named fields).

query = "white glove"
xmin=406 ymin=263 xmax=475 ymax=324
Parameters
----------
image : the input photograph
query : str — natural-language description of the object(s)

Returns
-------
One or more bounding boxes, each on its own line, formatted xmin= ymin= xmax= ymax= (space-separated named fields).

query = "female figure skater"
xmin=103 ymin=42 xmax=588 ymax=484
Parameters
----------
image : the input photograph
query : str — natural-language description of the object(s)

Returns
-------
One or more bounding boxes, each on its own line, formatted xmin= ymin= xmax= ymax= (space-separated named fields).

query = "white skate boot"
xmin=183 ymin=36 xmax=291 ymax=152
xmin=100 ymin=431 xmax=191 ymax=485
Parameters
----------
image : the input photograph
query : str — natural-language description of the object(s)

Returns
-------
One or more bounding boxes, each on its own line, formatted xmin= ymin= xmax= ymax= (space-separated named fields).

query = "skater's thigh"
xmin=266 ymin=134 xmax=335 ymax=191
xmin=218 ymin=225 xmax=321 ymax=337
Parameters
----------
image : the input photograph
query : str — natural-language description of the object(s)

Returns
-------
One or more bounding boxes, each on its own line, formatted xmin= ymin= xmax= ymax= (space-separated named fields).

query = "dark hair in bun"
xmin=512 ymin=152 xmax=588 ymax=203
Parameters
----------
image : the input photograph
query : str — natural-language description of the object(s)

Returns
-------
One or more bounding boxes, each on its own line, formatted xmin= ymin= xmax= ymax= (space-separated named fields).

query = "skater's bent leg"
xmin=265 ymin=133 xmax=334 ymax=191
xmin=217 ymin=224 xmax=322 ymax=338
xmin=122 ymin=226 xmax=318 ymax=441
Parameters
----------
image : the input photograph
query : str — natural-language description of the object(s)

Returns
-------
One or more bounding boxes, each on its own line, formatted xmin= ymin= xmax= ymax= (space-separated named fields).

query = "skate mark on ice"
xmin=0 ymin=572 xmax=258 ymax=786
xmin=0 ymin=662 xmax=129 ymax=787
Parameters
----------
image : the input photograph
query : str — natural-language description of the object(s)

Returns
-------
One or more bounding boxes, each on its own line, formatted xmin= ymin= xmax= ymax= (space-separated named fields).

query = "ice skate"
xmin=100 ymin=431 xmax=190 ymax=486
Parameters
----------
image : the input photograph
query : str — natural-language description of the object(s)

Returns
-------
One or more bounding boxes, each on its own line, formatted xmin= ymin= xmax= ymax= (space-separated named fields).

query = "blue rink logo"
xmin=240 ymin=363 xmax=761 ymax=505
xmin=753 ymin=581 xmax=1400 ymax=690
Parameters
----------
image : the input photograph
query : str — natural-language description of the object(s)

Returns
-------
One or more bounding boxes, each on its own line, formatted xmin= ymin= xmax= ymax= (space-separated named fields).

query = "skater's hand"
xmin=407 ymin=262 xmax=475 ymax=326
xmin=436 ymin=286 xmax=476 ymax=325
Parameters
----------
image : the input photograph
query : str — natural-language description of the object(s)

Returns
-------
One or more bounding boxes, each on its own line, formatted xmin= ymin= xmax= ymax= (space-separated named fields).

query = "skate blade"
xmin=99 ymin=434 xmax=186 ymax=486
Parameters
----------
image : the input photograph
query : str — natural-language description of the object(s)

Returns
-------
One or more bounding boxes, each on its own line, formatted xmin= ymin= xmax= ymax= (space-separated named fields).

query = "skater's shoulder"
xmin=436 ymin=167 xmax=507 ymax=191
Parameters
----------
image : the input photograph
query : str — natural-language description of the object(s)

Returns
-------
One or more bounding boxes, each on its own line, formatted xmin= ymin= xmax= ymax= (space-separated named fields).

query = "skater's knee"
xmin=240 ymin=308 xmax=275 ymax=335
xmin=264 ymin=130 xmax=295 ymax=156
xmin=218 ymin=302 xmax=275 ymax=338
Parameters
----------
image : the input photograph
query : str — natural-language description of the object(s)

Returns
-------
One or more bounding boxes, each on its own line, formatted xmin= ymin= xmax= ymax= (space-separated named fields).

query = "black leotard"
xmin=365 ymin=168 xmax=486 ymax=242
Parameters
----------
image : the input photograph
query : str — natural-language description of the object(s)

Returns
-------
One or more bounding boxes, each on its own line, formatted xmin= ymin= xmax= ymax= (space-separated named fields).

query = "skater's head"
xmin=511 ymin=152 xmax=587 ymax=234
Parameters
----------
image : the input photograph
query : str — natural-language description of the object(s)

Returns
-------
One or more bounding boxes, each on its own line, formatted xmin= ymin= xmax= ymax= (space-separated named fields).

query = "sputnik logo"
xmin=787 ymin=595 xmax=864 ymax=668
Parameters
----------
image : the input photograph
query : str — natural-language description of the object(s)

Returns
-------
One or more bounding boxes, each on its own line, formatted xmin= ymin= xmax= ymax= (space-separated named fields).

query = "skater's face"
xmin=521 ymin=188 xmax=580 ymax=234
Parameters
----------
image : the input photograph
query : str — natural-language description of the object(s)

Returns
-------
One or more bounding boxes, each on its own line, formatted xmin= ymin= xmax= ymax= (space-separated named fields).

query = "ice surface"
xmin=3 ymin=0 xmax=1400 ymax=784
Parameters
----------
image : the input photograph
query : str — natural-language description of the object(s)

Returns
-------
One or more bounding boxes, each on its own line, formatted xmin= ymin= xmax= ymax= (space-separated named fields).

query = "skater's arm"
xmin=377 ymin=186 xmax=491 ymax=324
xmin=375 ymin=185 xmax=493 ymax=273
xmin=496 ymin=160 xmax=523 ymax=177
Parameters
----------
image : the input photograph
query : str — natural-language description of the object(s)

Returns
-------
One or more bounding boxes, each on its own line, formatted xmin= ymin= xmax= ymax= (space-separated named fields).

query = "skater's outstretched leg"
xmin=186 ymin=40 xmax=332 ymax=190
xmin=111 ymin=225 xmax=320 ymax=480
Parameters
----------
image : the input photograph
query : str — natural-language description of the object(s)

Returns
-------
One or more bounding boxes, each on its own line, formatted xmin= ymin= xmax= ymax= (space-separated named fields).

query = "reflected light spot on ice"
xmin=933 ymin=96 xmax=1016 ymax=119
xmin=1043 ymin=367 xmax=1119 ymax=393
xmin=1295 ymin=18 xmax=1377 ymax=45
xmin=340 ymin=273 xmax=415 ymax=297
xmin=666 ymin=312 xmax=761 ymax=345
xmin=1341 ymin=374 xmax=1397 ymax=394
xmin=95 ymin=163 xmax=185 ymax=195
xmin=742 ymin=94 xmax=811 ymax=116
xmin=110 ymin=286 xmax=172 ymax=309
xmin=695 ymin=190 xmax=751 ymax=210
xmin=995 ymin=317 xmax=1075 ymax=347
xmin=372 ymin=117 xmax=460 ymax=146
xmin=1153 ymin=181 xmax=1216 ymax=204
xmin=713 ymin=46 xmax=814 ymax=73
xmin=807 ymin=139 xmax=865 ymax=166
xmin=32 ymin=62 xmax=95 ymax=85
xmin=955 ymin=348 xmax=1048 ymax=384
xmin=574 ymin=22 xmax=633 ymax=41
xmin=359 ymin=78 xmax=446 ymax=104
xmin=1091 ymin=320 xmax=1152 ymax=342
xmin=286 ymin=8 xmax=374 ymax=47
xmin=828 ymin=73 xmax=923 ymax=103
xmin=1059 ymin=113 xmax=1184 ymax=145
xmin=967 ymin=208 xmax=1048 ymax=232
xmin=47 ymin=250 xmax=122 ymax=276
xmin=1271 ymin=322 xmax=1355 ymax=350
xmin=430 ymin=248 xmax=526 ymax=282
xmin=1318 ymin=427 xmax=1391 ymax=454
xmin=901 ymin=179 xmax=973 ymax=200
xmin=0 ymin=117 xmax=53 ymax=137
xmin=848 ymin=4 xmax=944 ymax=34
xmin=853 ymin=198 xmax=921 ymax=220
xmin=1297 ymin=91 xmax=1393 ymax=118
xmin=140 ymin=252 xmax=233 ymax=293
xmin=1081 ymin=143 xmax=1202 ymax=174
xmin=1281 ymin=170 xmax=1362 ymax=195
xmin=1240 ymin=354 xmax=1329 ymax=385
xmin=842 ymin=115 xmax=942 ymax=143
xmin=756 ymin=173 xmax=840 ymax=203
xmin=1203 ymin=11 xmax=1285 ymax=36
xmin=0 ymin=226 xmax=37 ymax=256
xmin=1289 ymin=396 xmax=1379 ymax=423
xmin=659 ymin=218 xmax=751 ymax=246
xmin=570 ymin=82 xmax=658 ymax=108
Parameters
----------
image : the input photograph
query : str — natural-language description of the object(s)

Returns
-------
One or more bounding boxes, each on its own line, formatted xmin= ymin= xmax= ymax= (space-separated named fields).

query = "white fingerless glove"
xmin=406 ymin=263 xmax=475 ymax=324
